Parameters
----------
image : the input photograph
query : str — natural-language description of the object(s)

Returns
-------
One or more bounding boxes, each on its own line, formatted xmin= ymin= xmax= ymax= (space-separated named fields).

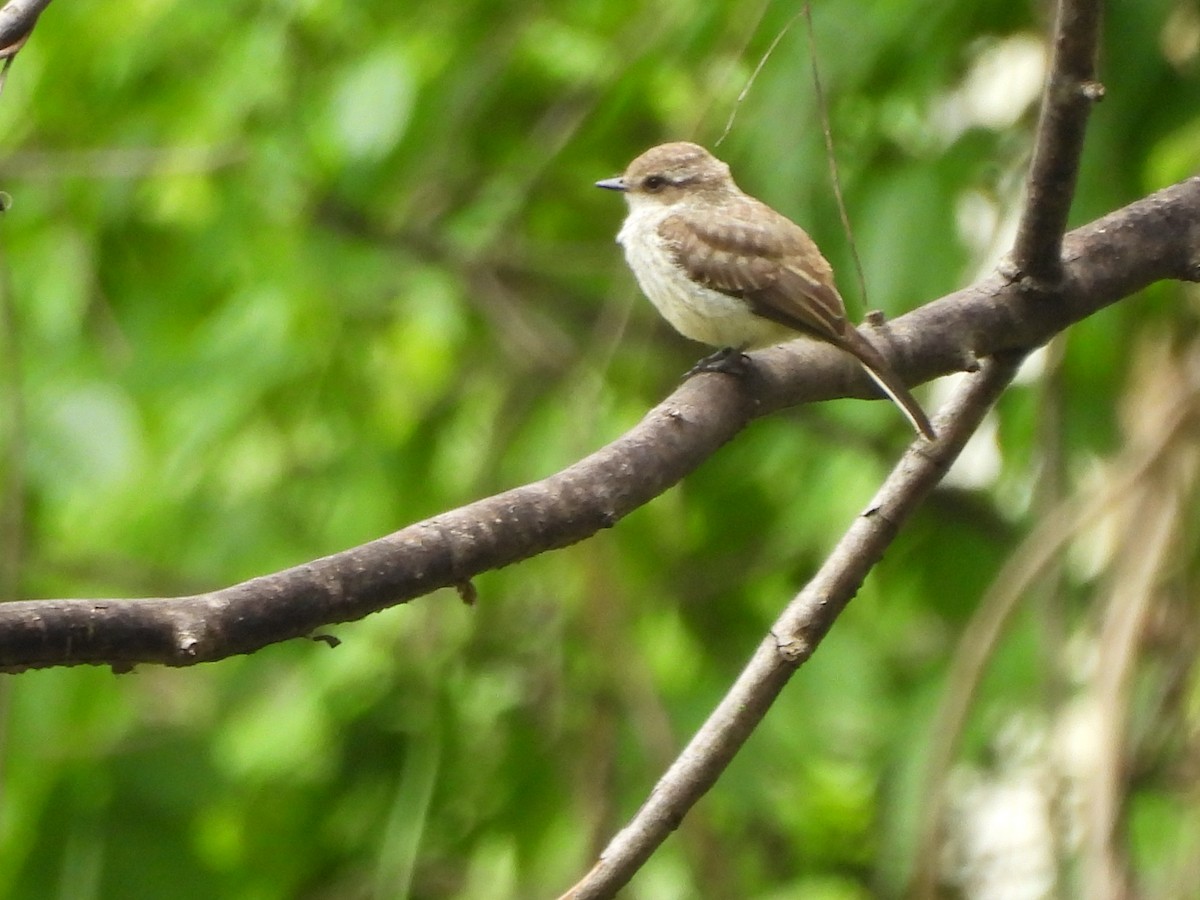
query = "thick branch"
xmin=1012 ymin=0 xmax=1103 ymax=281
xmin=560 ymin=354 xmax=1025 ymax=899
xmin=0 ymin=0 xmax=53 ymax=55
xmin=748 ymin=177 xmax=1200 ymax=416
xmin=0 ymin=178 xmax=1197 ymax=671
xmin=0 ymin=383 xmax=754 ymax=670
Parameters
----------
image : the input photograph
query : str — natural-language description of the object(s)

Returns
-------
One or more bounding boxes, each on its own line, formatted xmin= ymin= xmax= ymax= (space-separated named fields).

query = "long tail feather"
xmin=839 ymin=329 xmax=936 ymax=440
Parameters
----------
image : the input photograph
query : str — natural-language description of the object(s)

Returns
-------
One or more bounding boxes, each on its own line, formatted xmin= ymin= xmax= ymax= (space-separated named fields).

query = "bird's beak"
xmin=595 ymin=176 xmax=626 ymax=192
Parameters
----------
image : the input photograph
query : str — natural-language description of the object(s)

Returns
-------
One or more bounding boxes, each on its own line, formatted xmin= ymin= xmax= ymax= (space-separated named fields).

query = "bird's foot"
xmin=684 ymin=347 xmax=752 ymax=380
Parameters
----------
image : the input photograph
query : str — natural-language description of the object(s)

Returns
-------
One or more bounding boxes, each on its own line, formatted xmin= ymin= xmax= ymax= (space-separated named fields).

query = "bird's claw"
xmin=684 ymin=347 xmax=752 ymax=379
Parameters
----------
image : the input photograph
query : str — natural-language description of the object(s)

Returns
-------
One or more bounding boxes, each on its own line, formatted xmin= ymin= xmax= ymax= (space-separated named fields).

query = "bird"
xmin=596 ymin=141 xmax=935 ymax=440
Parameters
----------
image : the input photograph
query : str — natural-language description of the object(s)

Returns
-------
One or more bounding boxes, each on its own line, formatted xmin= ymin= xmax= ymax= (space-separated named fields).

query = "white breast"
xmin=617 ymin=204 xmax=793 ymax=350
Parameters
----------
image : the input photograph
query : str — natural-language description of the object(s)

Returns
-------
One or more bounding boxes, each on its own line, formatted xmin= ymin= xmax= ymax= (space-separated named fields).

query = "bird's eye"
xmin=643 ymin=175 xmax=668 ymax=192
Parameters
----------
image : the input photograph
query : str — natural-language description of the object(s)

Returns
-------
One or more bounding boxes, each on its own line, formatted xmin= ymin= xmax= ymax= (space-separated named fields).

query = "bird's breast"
xmin=616 ymin=206 xmax=793 ymax=350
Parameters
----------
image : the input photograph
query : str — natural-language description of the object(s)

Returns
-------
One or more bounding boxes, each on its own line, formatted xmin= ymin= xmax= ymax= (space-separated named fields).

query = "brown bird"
xmin=597 ymin=141 xmax=935 ymax=440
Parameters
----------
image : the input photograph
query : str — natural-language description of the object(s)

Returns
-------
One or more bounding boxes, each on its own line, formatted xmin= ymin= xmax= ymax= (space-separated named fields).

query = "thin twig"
xmin=713 ymin=8 xmax=804 ymax=148
xmin=802 ymin=3 xmax=868 ymax=309
xmin=687 ymin=0 xmax=773 ymax=142
xmin=558 ymin=354 xmax=1025 ymax=900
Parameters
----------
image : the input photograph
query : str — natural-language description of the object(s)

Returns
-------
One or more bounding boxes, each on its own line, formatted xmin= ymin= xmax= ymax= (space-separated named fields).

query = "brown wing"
xmin=659 ymin=200 xmax=936 ymax=440
xmin=657 ymin=199 xmax=850 ymax=344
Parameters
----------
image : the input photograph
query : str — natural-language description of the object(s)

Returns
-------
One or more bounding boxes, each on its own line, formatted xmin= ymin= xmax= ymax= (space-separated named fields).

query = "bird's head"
xmin=596 ymin=142 xmax=735 ymax=208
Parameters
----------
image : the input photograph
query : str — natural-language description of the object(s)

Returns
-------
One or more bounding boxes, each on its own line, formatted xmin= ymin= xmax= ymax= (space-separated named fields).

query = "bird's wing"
xmin=657 ymin=201 xmax=849 ymax=342
xmin=659 ymin=200 xmax=935 ymax=439
xmin=662 ymin=201 xmax=931 ymax=444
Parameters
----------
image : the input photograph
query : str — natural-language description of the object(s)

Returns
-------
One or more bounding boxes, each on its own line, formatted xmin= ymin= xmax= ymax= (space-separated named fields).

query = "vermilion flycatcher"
xmin=597 ymin=141 xmax=934 ymax=440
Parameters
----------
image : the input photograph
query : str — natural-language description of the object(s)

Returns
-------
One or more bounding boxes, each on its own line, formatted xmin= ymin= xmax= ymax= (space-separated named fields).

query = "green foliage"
xmin=1 ymin=0 xmax=1198 ymax=897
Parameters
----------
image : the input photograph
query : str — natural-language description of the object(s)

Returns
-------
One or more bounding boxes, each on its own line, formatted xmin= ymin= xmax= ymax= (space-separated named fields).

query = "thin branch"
xmin=559 ymin=354 xmax=1025 ymax=900
xmin=712 ymin=7 xmax=803 ymax=148
xmin=1011 ymin=0 xmax=1104 ymax=282
xmin=801 ymin=3 xmax=868 ymax=309
xmin=0 ymin=179 xmax=1197 ymax=671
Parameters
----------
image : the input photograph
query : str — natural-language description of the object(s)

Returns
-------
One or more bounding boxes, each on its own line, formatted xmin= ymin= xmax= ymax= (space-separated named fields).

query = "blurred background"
xmin=0 ymin=1 xmax=1198 ymax=897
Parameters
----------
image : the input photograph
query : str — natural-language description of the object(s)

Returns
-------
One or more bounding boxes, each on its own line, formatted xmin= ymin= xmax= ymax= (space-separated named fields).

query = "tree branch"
xmin=909 ymin=4 xmax=1105 ymax=892
xmin=558 ymin=353 xmax=1024 ymax=899
xmin=748 ymin=176 xmax=1200 ymax=418
xmin=0 ymin=0 xmax=53 ymax=57
xmin=0 ymin=178 xmax=1197 ymax=672
xmin=1011 ymin=0 xmax=1103 ymax=282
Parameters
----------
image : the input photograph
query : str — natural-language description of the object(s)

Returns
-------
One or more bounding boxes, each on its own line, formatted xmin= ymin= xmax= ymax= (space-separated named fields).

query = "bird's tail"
xmin=838 ymin=328 xmax=936 ymax=441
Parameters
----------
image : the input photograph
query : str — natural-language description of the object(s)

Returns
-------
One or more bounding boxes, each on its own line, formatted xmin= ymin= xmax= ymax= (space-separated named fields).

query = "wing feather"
xmin=657 ymin=201 xmax=850 ymax=343
xmin=657 ymin=199 xmax=936 ymax=439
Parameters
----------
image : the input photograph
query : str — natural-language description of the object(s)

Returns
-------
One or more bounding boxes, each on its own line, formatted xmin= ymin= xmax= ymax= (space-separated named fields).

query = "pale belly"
xmin=619 ymin=219 xmax=794 ymax=350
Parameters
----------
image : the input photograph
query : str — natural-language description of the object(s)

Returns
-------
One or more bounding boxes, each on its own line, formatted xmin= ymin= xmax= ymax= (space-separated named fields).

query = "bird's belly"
xmin=622 ymin=239 xmax=791 ymax=350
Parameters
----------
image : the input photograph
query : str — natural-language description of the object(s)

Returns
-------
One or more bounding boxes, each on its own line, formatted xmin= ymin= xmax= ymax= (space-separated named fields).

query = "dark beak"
xmin=595 ymin=176 xmax=626 ymax=192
